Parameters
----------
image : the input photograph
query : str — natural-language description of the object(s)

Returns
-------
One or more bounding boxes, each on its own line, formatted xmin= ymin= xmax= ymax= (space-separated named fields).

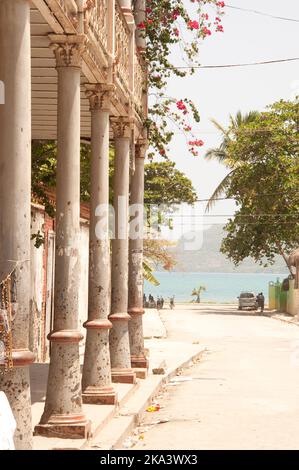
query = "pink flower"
xmin=188 ymin=139 xmax=204 ymax=147
xmin=177 ymin=100 xmax=187 ymax=112
xmin=188 ymin=20 xmax=199 ymax=30
xmin=202 ymin=26 xmax=212 ymax=36
xmin=172 ymin=9 xmax=180 ymax=20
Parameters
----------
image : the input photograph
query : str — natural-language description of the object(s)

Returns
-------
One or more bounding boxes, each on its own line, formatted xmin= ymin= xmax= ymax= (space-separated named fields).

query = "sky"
xmin=163 ymin=0 xmax=299 ymax=234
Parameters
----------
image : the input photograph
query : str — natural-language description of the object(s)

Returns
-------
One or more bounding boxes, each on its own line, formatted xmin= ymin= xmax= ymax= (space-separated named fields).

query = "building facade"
xmin=0 ymin=0 xmax=148 ymax=450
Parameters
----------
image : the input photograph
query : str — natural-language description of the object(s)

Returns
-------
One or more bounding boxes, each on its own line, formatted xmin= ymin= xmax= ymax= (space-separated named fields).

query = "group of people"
xmin=143 ymin=294 xmax=175 ymax=310
xmin=256 ymin=292 xmax=265 ymax=312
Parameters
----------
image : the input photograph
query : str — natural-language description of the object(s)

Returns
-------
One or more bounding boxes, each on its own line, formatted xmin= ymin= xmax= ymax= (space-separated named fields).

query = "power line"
xmin=226 ymin=4 xmax=299 ymax=23
xmin=194 ymin=192 xmax=295 ymax=203
xmin=163 ymin=222 xmax=298 ymax=226
xmin=164 ymin=57 xmax=299 ymax=70
xmin=168 ymin=214 xmax=299 ymax=218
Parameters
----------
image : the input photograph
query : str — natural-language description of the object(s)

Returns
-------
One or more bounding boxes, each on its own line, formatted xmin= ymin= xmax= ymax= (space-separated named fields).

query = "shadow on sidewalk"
xmin=167 ymin=305 xmax=266 ymax=317
xmin=30 ymin=363 xmax=49 ymax=404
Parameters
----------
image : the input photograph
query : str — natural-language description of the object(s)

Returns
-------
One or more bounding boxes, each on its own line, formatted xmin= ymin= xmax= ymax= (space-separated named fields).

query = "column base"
xmin=111 ymin=368 xmax=136 ymax=384
xmin=82 ymin=386 xmax=118 ymax=405
xmin=131 ymin=355 xmax=149 ymax=369
xmin=133 ymin=368 xmax=148 ymax=379
xmin=34 ymin=415 xmax=91 ymax=440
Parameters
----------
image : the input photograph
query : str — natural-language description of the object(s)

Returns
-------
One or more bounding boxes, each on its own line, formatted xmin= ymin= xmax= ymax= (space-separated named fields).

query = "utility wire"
xmin=167 ymin=222 xmax=298 ymax=226
xmin=163 ymin=57 xmax=299 ymax=70
xmin=168 ymin=214 xmax=299 ymax=218
xmin=226 ymin=4 xmax=299 ymax=23
xmin=193 ymin=192 xmax=295 ymax=203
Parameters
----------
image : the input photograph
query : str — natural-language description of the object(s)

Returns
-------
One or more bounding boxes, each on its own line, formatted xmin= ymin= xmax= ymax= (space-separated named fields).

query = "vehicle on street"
xmin=238 ymin=292 xmax=258 ymax=311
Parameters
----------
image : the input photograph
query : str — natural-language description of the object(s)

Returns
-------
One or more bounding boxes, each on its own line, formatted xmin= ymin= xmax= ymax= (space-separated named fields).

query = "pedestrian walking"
xmin=256 ymin=292 xmax=265 ymax=313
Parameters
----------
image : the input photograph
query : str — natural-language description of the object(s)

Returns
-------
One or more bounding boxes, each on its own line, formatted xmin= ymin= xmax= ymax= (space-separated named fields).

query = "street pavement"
xmin=130 ymin=304 xmax=299 ymax=450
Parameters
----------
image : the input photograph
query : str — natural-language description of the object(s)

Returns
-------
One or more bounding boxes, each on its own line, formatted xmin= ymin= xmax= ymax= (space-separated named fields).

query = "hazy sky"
xmin=165 ymin=0 xmax=299 ymax=227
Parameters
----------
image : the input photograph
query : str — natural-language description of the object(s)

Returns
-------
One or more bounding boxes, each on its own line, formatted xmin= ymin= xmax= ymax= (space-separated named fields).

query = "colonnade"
xmin=0 ymin=0 xmax=147 ymax=450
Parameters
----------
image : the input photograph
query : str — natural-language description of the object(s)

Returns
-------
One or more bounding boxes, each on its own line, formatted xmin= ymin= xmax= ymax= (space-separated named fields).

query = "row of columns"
xmin=0 ymin=0 xmax=147 ymax=449
xmin=0 ymin=0 xmax=35 ymax=450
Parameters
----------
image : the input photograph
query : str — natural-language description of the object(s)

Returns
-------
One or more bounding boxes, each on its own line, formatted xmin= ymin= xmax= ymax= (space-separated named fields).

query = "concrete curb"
xmin=86 ymin=347 xmax=206 ymax=450
xmin=264 ymin=312 xmax=299 ymax=327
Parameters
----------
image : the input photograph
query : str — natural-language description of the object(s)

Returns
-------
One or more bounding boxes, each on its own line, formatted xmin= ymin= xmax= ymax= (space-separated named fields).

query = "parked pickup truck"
xmin=238 ymin=292 xmax=258 ymax=311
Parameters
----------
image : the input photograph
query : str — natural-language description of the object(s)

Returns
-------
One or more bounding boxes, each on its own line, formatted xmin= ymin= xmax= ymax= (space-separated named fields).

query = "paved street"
xmin=131 ymin=305 xmax=299 ymax=450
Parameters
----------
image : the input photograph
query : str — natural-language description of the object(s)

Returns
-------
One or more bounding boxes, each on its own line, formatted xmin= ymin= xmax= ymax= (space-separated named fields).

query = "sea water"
xmin=144 ymin=271 xmax=287 ymax=303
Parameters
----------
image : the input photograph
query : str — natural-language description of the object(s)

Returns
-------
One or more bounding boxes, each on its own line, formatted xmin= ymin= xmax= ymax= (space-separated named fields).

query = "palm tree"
xmin=205 ymin=111 xmax=259 ymax=212
xmin=191 ymin=285 xmax=206 ymax=303
xmin=143 ymin=260 xmax=160 ymax=286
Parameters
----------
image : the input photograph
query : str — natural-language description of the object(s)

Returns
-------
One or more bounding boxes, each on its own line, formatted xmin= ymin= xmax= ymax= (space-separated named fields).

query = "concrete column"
xmin=0 ymin=0 xmax=35 ymax=450
xmin=109 ymin=118 xmax=136 ymax=384
xmin=119 ymin=0 xmax=135 ymax=29
xmin=118 ymin=0 xmax=132 ymax=11
xmin=128 ymin=140 xmax=148 ymax=370
xmin=134 ymin=0 xmax=146 ymax=52
xmin=81 ymin=85 xmax=117 ymax=405
xmin=35 ymin=35 xmax=91 ymax=439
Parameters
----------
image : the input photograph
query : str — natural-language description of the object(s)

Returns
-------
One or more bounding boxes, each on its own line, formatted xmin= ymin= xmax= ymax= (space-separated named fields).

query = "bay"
xmin=144 ymin=271 xmax=287 ymax=303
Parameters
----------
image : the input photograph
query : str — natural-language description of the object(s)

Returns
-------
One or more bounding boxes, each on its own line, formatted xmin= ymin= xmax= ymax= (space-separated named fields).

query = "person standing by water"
xmin=169 ymin=296 xmax=175 ymax=310
xmin=257 ymin=292 xmax=265 ymax=313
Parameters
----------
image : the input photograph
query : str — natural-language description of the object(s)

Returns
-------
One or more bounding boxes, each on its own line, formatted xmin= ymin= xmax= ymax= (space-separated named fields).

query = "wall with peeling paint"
xmin=30 ymin=206 xmax=45 ymax=362
xmin=287 ymin=280 xmax=299 ymax=316
xmin=30 ymin=206 xmax=90 ymax=363
xmin=79 ymin=222 xmax=89 ymax=358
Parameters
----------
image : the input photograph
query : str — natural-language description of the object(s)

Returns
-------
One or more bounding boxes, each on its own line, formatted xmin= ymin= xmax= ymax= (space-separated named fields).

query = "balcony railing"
xmin=114 ymin=1 xmax=131 ymax=95
xmin=134 ymin=51 xmax=147 ymax=118
xmin=56 ymin=0 xmax=78 ymax=29
xmin=43 ymin=0 xmax=147 ymax=120
xmin=87 ymin=0 xmax=108 ymax=51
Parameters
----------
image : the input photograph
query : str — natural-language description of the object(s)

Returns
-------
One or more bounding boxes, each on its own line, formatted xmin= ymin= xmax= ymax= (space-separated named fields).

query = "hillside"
xmin=168 ymin=225 xmax=289 ymax=274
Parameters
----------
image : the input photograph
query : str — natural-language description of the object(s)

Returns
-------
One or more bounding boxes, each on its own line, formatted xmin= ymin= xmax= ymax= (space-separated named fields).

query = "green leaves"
xmin=216 ymin=99 xmax=299 ymax=268
xmin=144 ymin=160 xmax=197 ymax=206
xmin=143 ymin=260 xmax=160 ymax=286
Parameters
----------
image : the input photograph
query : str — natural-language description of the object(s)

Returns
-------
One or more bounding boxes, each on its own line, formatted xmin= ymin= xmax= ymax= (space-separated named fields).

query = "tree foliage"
xmin=132 ymin=0 xmax=226 ymax=158
xmin=32 ymin=144 xmax=197 ymax=212
xmin=144 ymin=238 xmax=177 ymax=271
xmin=204 ymin=111 xmax=259 ymax=212
xmin=144 ymin=160 xmax=197 ymax=206
xmin=217 ymin=100 xmax=299 ymax=268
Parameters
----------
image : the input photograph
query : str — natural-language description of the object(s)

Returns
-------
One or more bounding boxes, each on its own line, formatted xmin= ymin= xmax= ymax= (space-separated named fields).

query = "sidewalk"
xmin=31 ymin=308 xmax=205 ymax=450
xmin=264 ymin=310 xmax=299 ymax=327
xmin=129 ymin=304 xmax=299 ymax=450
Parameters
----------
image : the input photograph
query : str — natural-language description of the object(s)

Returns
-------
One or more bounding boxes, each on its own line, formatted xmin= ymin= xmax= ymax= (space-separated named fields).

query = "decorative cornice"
xmin=110 ymin=116 xmax=134 ymax=139
xmin=135 ymin=138 xmax=148 ymax=159
xmin=85 ymin=83 xmax=115 ymax=111
xmin=49 ymin=34 xmax=86 ymax=68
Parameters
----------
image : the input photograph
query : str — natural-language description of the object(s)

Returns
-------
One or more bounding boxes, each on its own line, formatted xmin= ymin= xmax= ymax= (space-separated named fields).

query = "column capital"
xmin=111 ymin=117 xmax=134 ymax=139
xmin=49 ymin=34 xmax=86 ymax=68
xmin=135 ymin=138 xmax=148 ymax=159
xmin=85 ymin=83 xmax=115 ymax=111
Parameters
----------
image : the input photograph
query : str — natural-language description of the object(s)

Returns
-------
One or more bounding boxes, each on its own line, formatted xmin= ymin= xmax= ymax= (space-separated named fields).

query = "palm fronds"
xmin=143 ymin=260 xmax=160 ymax=286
